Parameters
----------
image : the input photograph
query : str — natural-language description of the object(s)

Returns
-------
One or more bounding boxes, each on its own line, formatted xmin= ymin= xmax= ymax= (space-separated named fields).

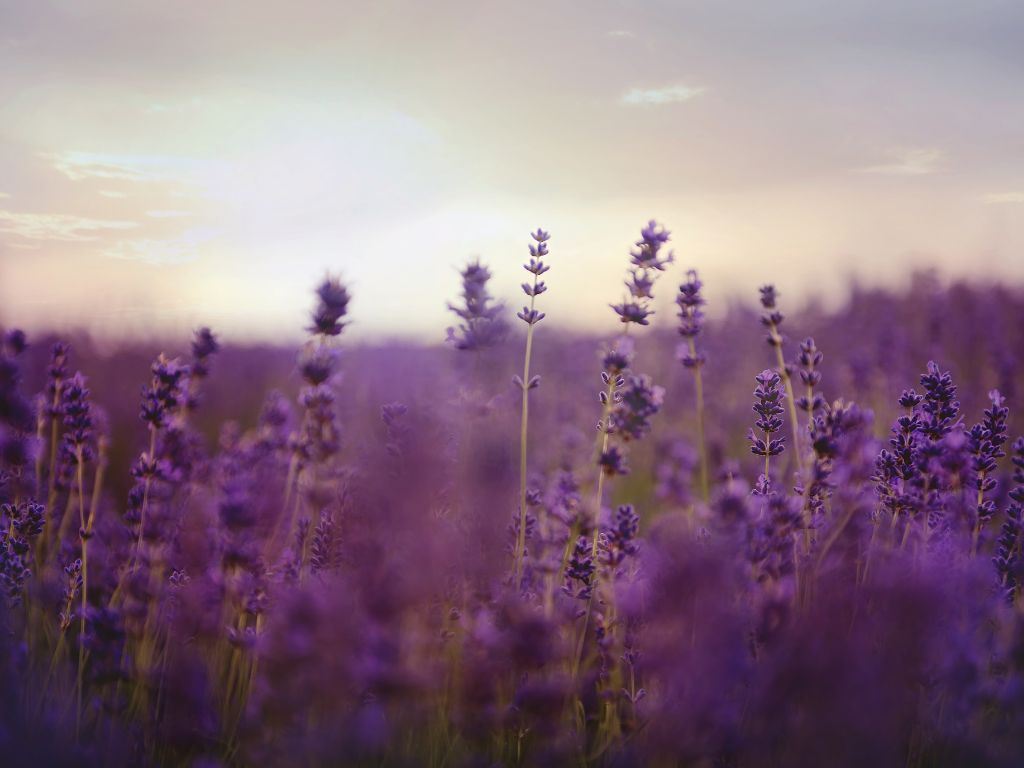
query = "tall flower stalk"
xmin=280 ymin=277 xmax=349 ymax=559
xmin=513 ymin=228 xmax=550 ymax=589
xmin=61 ymin=372 xmax=94 ymax=737
xmin=571 ymin=221 xmax=670 ymax=688
xmin=676 ymin=269 xmax=708 ymax=502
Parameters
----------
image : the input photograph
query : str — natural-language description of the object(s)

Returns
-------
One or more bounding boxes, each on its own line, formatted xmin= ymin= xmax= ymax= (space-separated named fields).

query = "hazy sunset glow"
xmin=1 ymin=0 xmax=1022 ymax=341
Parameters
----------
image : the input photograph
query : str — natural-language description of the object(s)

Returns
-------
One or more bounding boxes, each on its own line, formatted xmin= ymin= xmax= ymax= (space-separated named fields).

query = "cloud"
xmin=620 ymin=84 xmax=706 ymax=106
xmin=0 ymin=192 xmax=10 ymax=199
xmin=858 ymin=147 xmax=944 ymax=176
xmin=50 ymin=151 xmax=203 ymax=183
xmin=983 ymin=191 xmax=1024 ymax=204
xmin=607 ymin=30 xmax=635 ymax=38
xmin=0 ymin=209 xmax=138 ymax=242
xmin=98 ymin=190 xmax=128 ymax=198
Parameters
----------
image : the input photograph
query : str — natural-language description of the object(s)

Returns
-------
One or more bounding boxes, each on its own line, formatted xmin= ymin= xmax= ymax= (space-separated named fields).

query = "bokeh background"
xmin=2 ymin=0 xmax=1023 ymax=343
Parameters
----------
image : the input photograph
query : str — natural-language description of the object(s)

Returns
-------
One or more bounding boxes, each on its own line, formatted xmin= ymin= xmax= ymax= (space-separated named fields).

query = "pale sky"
xmin=1 ymin=0 xmax=1022 ymax=342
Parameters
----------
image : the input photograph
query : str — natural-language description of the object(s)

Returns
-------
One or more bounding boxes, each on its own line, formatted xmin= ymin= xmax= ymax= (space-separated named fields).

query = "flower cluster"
xmin=795 ymin=337 xmax=825 ymax=414
xmin=518 ymin=228 xmax=550 ymax=326
xmin=309 ymin=277 xmax=351 ymax=337
xmin=759 ymin=284 xmax=785 ymax=347
xmin=447 ymin=259 xmax=507 ymax=351
xmin=748 ymin=369 xmax=786 ymax=458
xmin=969 ymin=390 xmax=1009 ymax=529
xmin=610 ymin=374 xmax=665 ymax=442
xmin=612 ymin=220 xmax=674 ymax=326
xmin=675 ymin=269 xmax=706 ymax=368
xmin=140 ymin=355 xmax=190 ymax=429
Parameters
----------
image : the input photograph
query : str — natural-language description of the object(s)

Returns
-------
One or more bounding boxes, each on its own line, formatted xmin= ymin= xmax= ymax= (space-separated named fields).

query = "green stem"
xmin=75 ymin=447 xmax=87 ymax=740
xmin=769 ymin=321 xmax=803 ymax=474
xmin=687 ymin=337 xmax=710 ymax=504
xmin=514 ymin=284 xmax=540 ymax=589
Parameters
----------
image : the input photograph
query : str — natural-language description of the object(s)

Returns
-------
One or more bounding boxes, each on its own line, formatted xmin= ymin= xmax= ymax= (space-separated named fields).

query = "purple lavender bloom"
xmin=564 ymin=535 xmax=595 ymax=600
xmin=610 ymin=374 xmax=665 ymax=442
xmin=45 ymin=341 xmax=70 ymax=416
xmin=60 ymin=372 xmax=94 ymax=463
xmin=0 ymin=502 xmax=43 ymax=606
xmin=676 ymin=269 xmax=706 ymax=367
xmin=602 ymin=504 xmax=640 ymax=568
xmin=995 ymin=437 xmax=1024 ymax=601
xmin=611 ymin=220 xmax=673 ymax=326
xmin=446 ymin=259 xmax=508 ymax=350
xmin=598 ymin=445 xmax=630 ymax=477
xmin=795 ymin=337 xmax=825 ymax=413
xmin=189 ymin=326 xmax=220 ymax=379
xmin=629 ymin=220 xmax=674 ymax=272
xmin=759 ymin=284 xmax=785 ymax=347
xmin=140 ymin=354 xmax=190 ymax=429
xmin=520 ymin=228 xmax=551 ymax=313
xmin=601 ymin=336 xmax=635 ymax=375
xmin=611 ymin=299 xmax=654 ymax=326
xmin=969 ymin=389 xmax=1009 ymax=530
xmin=309 ymin=276 xmax=351 ymax=337
xmin=748 ymin=369 xmax=786 ymax=458
xmin=919 ymin=361 xmax=961 ymax=441
xmin=0 ymin=331 xmax=35 ymax=479
xmin=2 ymin=329 xmax=26 ymax=356
xmin=298 ymin=344 xmax=339 ymax=386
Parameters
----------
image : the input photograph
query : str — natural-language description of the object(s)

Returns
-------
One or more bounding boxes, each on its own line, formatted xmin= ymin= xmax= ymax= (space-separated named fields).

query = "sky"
xmin=1 ymin=0 xmax=1022 ymax=343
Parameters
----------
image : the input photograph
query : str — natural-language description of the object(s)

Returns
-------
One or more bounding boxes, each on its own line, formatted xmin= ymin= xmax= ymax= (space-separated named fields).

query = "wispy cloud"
xmin=50 ymin=151 xmax=203 ymax=183
xmin=0 ymin=192 xmax=10 ymax=199
xmin=607 ymin=30 xmax=635 ymax=38
xmin=858 ymin=147 xmax=944 ymax=176
xmin=0 ymin=209 xmax=138 ymax=242
xmin=983 ymin=191 xmax=1024 ymax=204
xmin=98 ymin=190 xmax=128 ymax=198
xmin=620 ymin=84 xmax=706 ymax=106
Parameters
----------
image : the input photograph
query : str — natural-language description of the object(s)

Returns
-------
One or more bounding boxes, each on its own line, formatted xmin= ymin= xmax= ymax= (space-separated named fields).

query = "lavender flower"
xmin=602 ymin=504 xmax=640 ymax=568
xmin=969 ymin=390 xmax=1009 ymax=541
xmin=611 ymin=220 xmax=673 ymax=326
xmin=564 ymin=535 xmax=595 ymax=601
xmin=515 ymin=229 xmax=551 ymax=587
xmin=994 ymin=438 xmax=1024 ymax=601
xmin=61 ymin=372 xmax=94 ymax=463
xmin=190 ymin=326 xmax=220 ymax=379
xmin=140 ymin=354 xmax=190 ymax=429
xmin=748 ymin=370 xmax=786 ymax=460
xmin=919 ymin=361 xmax=961 ymax=441
xmin=446 ymin=259 xmax=507 ymax=351
xmin=795 ymin=337 xmax=825 ymax=414
xmin=676 ymin=269 xmax=706 ymax=366
xmin=610 ymin=374 xmax=665 ymax=442
xmin=309 ymin=276 xmax=351 ymax=337
xmin=676 ymin=268 xmax=710 ymax=501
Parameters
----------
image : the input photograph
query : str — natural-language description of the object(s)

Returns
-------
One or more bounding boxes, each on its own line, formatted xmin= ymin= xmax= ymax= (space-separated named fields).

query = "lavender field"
xmin=0 ymin=223 xmax=1022 ymax=767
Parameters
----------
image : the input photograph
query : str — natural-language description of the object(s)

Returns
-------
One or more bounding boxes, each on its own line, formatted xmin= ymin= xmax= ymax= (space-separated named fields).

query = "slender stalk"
xmin=768 ymin=323 xmax=803 ymax=474
xmin=75 ymin=446 xmax=87 ymax=740
xmin=514 ymin=288 xmax=539 ymax=589
xmin=590 ymin=375 xmax=618 ymax=561
xmin=688 ymin=337 xmax=710 ymax=504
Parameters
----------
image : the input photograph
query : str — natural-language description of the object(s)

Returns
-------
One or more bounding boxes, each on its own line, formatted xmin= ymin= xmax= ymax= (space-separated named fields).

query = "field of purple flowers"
xmin=2 ymin=222 xmax=1024 ymax=767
